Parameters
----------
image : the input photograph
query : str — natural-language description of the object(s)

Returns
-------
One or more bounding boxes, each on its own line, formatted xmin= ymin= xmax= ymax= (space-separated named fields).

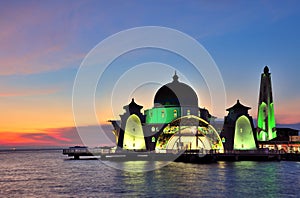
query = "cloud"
xmin=0 ymin=45 xmax=84 ymax=76
xmin=0 ymin=130 xmax=77 ymax=147
xmin=0 ymin=1 xmax=86 ymax=75
xmin=1 ymin=0 xmax=300 ymax=76
xmin=275 ymin=114 xmax=300 ymax=125
xmin=0 ymin=124 xmax=115 ymax=147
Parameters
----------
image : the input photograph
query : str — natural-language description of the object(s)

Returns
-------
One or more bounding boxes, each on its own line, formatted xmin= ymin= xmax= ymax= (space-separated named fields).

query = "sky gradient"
xmin=1 ymin=0 xmax=300 ymax=147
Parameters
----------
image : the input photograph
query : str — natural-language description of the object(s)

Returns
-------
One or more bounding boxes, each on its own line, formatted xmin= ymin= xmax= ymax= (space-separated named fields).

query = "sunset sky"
xmin=1 ymin=0 xmax=300 ymax=147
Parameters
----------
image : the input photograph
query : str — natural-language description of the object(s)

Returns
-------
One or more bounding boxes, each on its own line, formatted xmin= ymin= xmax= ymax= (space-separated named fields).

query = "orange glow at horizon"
xmin=0 ymin=93 xmax=75 ymax=133
xmin=0 ymin=132 xmax=66 ymax=146
xmin=274 ymin=97 xmax=300 ymax=124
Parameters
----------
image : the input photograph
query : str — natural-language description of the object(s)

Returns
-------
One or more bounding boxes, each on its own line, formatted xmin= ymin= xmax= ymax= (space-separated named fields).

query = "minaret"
xmin=257 ymin=66 xmax=277 ymax=141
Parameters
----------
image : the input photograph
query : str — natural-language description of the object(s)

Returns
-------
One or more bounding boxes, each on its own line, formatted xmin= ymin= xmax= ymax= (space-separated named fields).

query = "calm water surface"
xmin=0 ymin=150 xmax=299 ymax=197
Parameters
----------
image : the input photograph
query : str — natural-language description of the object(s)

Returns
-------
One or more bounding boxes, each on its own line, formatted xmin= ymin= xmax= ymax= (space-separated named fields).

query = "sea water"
xmin=0 ymin=150 xmax=299 ymax=197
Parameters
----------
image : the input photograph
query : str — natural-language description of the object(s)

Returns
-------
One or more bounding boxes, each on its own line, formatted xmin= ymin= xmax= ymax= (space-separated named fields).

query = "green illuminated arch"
xmin=234 ymin=115 xmax=257 ymax=150
xmin=257 ymin=102 xmax=277 ymax=141
xmin=268 ymin=103 xmax=276 ymax=140
xmin=123 ymin=114 xmax=146 ymax=150
xmin=257 ymin=102 xmax=266 ymax=130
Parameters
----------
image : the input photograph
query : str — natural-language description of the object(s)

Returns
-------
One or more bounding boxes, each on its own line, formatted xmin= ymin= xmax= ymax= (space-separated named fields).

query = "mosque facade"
xmin=110 ymin=73 xmax=224 ymax=153
xmin=109 ymin=67 xmax=299 ymax=154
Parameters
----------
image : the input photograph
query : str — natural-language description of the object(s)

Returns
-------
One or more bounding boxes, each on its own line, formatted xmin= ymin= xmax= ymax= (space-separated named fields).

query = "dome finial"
xmin=264 ymin=66 xmax=269 ymax=74
xmin=173 ymin=71 xmax=179 ymax=82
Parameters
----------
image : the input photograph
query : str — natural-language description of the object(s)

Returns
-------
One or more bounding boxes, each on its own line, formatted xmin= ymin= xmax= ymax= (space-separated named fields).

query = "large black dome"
xmin=154 ymin=73 xmax=198 ymax=107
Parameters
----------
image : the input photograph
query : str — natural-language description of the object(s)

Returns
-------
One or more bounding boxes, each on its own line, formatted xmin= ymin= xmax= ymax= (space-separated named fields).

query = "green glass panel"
xmin=234 ymin=115 xmax=257 ymax=150
xmin=257 ymin=102 xmax=267 ymax=141
xmin=257 ymin=102 xmax=277 ymax=141
xmin=268 ymin=103 xmax=277 ymax=140
xmin=145 ymin=107 xmax=181 ymax=124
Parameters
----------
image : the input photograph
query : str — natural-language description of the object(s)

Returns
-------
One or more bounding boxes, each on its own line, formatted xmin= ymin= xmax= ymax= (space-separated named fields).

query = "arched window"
xmin=174 ymin=109 xmax=177 ymax=118
xmin=151 ymin=126 xmax=155 ymax=132
xmin=152 ymin=136 xmax=156 ymax=143
xmin=187 ymin=109 xmax=190 ymax=116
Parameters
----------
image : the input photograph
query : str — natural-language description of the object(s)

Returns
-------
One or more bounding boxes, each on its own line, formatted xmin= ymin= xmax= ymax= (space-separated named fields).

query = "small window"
xmin=187 ymin=109 xmax=190 ymax=116
xmin=151 ymin=126 xmax=155 ymax=132
xmin=198 ymin=110 xmax=200 ymax=117
xmin=174 ymin=109 xmax=177 ymax=118
xmin=152 ymin=137 xmax=156 ymax=143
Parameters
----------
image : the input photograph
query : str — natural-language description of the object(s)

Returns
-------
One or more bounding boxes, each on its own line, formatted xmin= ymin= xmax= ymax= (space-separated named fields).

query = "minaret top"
xmin=264 ymin=66 xmax=269 ymax=74
xmin=226 ymin=99 xmax=251 ymax=111
xmin=173 ymin=71 xmax=179 ymax=82
xmin=123 ymin=98 xmax=143 ymax=110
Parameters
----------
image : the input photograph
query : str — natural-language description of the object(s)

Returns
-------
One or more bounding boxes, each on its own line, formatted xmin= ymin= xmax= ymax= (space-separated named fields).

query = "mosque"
xmin=65 ymin=66 xmax=300 ymax=160
xmin=110 ymin=72 xmax=224 ymax=153
xmin=64 ymin=67 xmax=300 ymax=160
xmin=110 ymin=67 xmax=300 ymax=154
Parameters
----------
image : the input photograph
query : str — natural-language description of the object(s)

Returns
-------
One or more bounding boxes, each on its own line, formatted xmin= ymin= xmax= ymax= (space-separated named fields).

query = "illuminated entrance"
xmin=155 ymin=115 xmax=223 ymax=153
xmin=123 ymin=114 xmax=146 ymax=150
xmin=234 ymin=115 xmax=257 ymax=150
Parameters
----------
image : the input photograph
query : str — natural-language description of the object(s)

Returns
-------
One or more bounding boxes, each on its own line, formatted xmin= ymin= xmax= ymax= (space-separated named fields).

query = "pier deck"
xmin=63 ymin=147 xmax=300 ymax=162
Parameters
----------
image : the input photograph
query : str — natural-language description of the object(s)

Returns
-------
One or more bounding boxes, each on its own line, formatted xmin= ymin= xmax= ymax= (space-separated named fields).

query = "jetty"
xmin=62 ymin=146 xmax=300 ymax=162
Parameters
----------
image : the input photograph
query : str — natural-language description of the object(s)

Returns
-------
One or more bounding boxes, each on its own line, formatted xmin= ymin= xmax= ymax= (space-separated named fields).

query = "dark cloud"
xmin=1 ymin=124 xmax=115 ymax=147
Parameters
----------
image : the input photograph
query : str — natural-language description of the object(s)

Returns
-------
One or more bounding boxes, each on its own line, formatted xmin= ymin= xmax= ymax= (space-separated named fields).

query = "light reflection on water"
xmin=0 ymin=150 xmax=299 ymax=197
xmin=104 ymin=160 xmax=172 ymax=172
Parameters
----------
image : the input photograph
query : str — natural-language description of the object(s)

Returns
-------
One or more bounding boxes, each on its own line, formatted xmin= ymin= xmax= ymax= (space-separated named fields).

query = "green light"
xmin=222 ymin=137 xmax=225 ymax=143
xmin=145 ymin=107 xmax=181 ymax=124
xmin=234 ymin=115 xmax=257 ymax=150
xmin=151 ymin=136 xmax=156 ymax=143
xmin=257 ymin=102 xmax=277 ymax=141
xmin=257 ymin=102 xmax=266 ymax=130
xmin=268 ymin=103 xmax=276 ymax=139
xmin=257 ymin=102 xmax=267 ymax=141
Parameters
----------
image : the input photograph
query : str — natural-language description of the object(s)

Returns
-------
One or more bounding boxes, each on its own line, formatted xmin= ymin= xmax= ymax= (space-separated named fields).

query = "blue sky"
xmin=0 ymin=0 xmax=300 ymax=146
